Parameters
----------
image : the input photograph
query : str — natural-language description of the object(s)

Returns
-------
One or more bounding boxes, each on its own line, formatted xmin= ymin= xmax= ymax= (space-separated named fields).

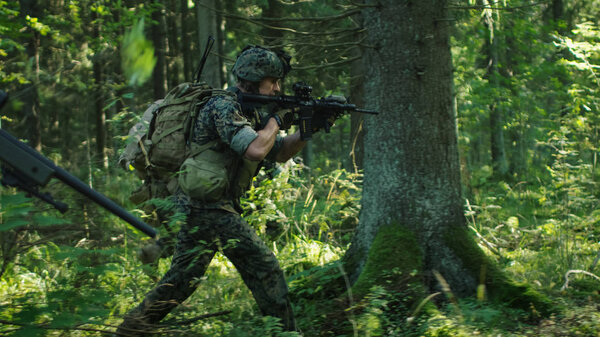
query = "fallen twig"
xmin=560 ymin=269 xmax=600 ymax=291
xmin=161 ymin=310 xmax=233 ymax=326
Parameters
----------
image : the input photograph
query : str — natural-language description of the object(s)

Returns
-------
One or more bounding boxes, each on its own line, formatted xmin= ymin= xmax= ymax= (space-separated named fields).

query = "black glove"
xmin=270 ymin=108 xmax=294 ymax=130
xmin=311 ymin=112 xmax=336 ymax=134
xmin=311 ymin=95 xmax=346 ymax=133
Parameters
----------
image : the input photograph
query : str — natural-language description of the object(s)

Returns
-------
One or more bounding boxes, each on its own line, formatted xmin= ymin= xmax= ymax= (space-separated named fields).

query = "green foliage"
xmin=121 ymin=18 xmax=156 ymax=86
xmin=242 ymin=166 xmax=361 ymax=248
xmin=2 ymin=0 xmax=600 ymax=336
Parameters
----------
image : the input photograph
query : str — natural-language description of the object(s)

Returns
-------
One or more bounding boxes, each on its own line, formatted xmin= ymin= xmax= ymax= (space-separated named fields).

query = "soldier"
xmin=116 ymin=46 xmax=304 ymax=335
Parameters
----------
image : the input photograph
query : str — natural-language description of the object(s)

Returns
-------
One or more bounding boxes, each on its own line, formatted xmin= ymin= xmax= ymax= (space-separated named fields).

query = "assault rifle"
xmin=239 ymin=82 xmax=378 ymax=140
xmin=0 ymin=91 xmax=157 ymax=238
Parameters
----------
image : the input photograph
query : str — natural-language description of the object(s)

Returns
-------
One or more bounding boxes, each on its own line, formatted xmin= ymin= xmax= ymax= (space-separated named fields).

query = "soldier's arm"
xmin=275 ymin=131 xmax=306 ymax=163
xmin=244 ymin=117 xmax=280 ymax=161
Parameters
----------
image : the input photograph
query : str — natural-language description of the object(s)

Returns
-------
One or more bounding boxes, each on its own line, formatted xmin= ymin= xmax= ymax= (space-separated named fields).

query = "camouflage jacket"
xmin=173 ymin=86 xmax=284 ymax=214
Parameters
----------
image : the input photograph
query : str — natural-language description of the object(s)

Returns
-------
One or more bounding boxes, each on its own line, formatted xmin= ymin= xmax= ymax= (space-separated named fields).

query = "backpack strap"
xmin=151 ymin=124 xmax=185 ymax=145
xmin=186 ymin=89 xmax=237 ymax=145
xmin=188 ymin=139 xmax=221 ymax=158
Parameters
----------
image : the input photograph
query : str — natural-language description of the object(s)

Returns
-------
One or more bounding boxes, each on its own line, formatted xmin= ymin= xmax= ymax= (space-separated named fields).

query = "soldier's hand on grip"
xmin=271 ymin=108 xmax=294 ymax=130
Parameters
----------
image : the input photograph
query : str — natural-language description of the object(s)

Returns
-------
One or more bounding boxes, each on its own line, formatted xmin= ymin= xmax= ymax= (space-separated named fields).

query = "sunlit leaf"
xmin=121 ymin=18 xmax=156 ymax=86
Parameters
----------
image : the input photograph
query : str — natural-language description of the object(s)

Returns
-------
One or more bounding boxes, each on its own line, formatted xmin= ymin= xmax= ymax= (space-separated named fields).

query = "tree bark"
xmin=196 ymin=0 xmax=222 ymax=88
xmin=92 ymin=10 xmax=108 ymax=169
xmin=484 ymin=12 xmax=509 ymax=178
xmin=180 ymin=0 xmax=193 ymax=82
xmin=214 ymin=0 xmax=226 ymax=87
xmin=349 ymin=46 xmax=365 ymax=173
xmin=167 ymin=0 xmax=181 ymax=88
xmin=261 ymin=0 xmax=285 ymax=46
xmin=342 ymin=0 xmax=550 ymax=319
xmin=152 ymin=1 xmax=168 ymax=98
xmin=18 ymin=0 xmax=42 ymax=151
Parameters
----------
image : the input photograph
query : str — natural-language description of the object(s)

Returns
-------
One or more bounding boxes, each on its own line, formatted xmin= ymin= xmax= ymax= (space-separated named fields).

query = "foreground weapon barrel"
xmin=0 ymin=128 xmax=157 ymax=238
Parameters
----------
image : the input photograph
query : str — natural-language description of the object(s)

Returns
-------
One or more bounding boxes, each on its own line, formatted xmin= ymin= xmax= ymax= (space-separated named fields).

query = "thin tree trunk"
xmin=483 ymin=12 xmax=508 ymax=178
xmin=167 ymin=0 xmax=181 ymax=88
xmin=214 ymin=0 xmax=226 ymax=87
xmin=261 ymin=0 xmax=284 ymax=46
xmin=350 ymin=49 xmax=365 ymax=173
xmin=196 ymin=0 xmax=222 ymax=87
xmin=152 ymin=1 xmax=168 ymax=98
xmin=180 ymin=0 xmax=193 ymax=82
xmin=92 ymin=10 xmax=108 ymax=169
xmin=18 ymin=0 xmax=42 ymax=151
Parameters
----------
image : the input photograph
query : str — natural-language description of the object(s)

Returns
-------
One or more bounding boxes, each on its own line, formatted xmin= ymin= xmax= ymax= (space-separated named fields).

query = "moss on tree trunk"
xmin=444 ymin=225 xmax=552 ymax=314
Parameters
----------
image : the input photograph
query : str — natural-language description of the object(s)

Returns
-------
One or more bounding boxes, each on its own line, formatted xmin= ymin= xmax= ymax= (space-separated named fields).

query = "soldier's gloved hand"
xmin=270 ymin=108 xmax=294 ymax=130
xmin=312 ymin=112 xmax=337 ymax=134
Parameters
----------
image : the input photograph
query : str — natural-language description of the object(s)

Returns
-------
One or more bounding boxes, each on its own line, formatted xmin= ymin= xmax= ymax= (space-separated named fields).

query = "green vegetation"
xmin=1 ymin=0 xmax=600 ymax=336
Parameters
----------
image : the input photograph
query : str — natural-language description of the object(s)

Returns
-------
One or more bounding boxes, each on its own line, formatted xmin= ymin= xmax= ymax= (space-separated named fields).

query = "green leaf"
xmin=0 ymin=218 xmax=29 ymax=231
xmin=32 ymin=214 xmax=70 ymax=226
xmin=121 ymin=18 xmax=156 ymax=86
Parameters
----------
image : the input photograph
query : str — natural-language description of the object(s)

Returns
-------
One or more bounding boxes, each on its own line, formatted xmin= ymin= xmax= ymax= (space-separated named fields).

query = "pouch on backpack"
xmin=178 ymin=143 xmax=232 ymax=202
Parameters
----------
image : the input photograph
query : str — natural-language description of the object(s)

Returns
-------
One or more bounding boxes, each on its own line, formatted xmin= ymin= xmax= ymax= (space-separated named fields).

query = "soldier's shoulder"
xmin=203 ymin=92 xmax=240 ymax=112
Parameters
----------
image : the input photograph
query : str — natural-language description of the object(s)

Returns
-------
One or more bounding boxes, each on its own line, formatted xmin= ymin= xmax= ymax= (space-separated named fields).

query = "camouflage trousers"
xmin=117 ymin=209 xmax=296 ymax=336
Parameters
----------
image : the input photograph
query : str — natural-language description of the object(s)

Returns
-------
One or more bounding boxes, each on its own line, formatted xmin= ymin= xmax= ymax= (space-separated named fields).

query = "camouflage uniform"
xmin=118 ymin=56 xmax=296 ymax=335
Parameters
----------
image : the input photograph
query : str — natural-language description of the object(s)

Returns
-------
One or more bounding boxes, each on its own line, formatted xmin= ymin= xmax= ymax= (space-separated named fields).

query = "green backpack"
xmin=120 ymin=82 xmax=238 ymax=206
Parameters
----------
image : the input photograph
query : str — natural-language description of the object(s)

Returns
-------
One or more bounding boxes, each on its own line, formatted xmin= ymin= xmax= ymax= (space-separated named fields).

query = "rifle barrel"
xmin=355 ymin=108 xmax=379 ymax=115
xmin=0 ymin=129 xmax=157 ymax=238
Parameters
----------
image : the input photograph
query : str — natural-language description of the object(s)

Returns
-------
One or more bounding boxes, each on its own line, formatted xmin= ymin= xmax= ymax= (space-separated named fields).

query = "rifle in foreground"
xmin=0 ymin=91 xmax=156 ymax=238
xmin=239 ymin=82 xmax=378 ymax=140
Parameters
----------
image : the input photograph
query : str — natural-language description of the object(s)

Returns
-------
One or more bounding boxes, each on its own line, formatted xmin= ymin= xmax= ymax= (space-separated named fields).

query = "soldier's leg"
xmin=216 ymin=211 xmax=296 ymax=331
xmin=117 ymin=213 xmax=217 ymax=336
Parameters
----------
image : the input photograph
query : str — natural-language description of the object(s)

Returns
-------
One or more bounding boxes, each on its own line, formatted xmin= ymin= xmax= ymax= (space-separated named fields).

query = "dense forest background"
xmin=1 ymin=0 xmax=600 ymax=336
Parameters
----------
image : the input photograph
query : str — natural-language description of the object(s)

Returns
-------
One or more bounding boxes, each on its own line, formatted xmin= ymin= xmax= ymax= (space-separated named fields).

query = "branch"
xmin=267 ymin=37 xmax=372 ymax=50
xmin=0 ymin=320 xmax=112 ymax=335
xmin=246 ymin=9 xmax=361 ymax=22
xmin=347 ymin=0 xmax=382 ymax=8
xmin=560 ymin=269 xmax=600 ymax=291
xmin=447 ymin=1 xmax=550 ymax=11
xmin=197 ymin=2 xmax=362 ymax=36
xmin=160 ymin=310 xmax=233 ymax=326
xmin=407 ymin=292 xmax=441 ymax=324
xmin=292 ymin=55 xmax=362 ymax=70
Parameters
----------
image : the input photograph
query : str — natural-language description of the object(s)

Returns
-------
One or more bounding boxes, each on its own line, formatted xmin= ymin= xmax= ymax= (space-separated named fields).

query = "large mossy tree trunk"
xmin=342 ymin=0 xmax=550 ymax=319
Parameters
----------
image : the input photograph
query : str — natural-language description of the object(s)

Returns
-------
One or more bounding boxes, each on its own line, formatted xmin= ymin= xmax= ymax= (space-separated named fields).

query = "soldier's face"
xmin=258 ymin=77 xmax=281 ymax=96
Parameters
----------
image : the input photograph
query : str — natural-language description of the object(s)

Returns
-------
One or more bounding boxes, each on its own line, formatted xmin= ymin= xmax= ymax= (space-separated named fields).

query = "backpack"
xmin=119 ymin=82 xmax=236 ymax=205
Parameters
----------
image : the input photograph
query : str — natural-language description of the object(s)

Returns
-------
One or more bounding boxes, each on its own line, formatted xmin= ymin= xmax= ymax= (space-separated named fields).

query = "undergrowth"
xmin=2 ymin=160 xmax=600 ymax=336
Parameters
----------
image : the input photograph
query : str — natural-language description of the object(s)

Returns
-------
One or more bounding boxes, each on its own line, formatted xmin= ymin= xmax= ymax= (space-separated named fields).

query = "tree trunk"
xmin=167 ymin=0 xmax=181 ymax=88
xmin=92 ymin=10 xmax=108 ymax=169
xmin=152 ymin=1 xmax=168 ymax=98
xmin=484 ymin=12 xmax=509 ymax=178
xmin=261 ymin=0 xmax=284 ymax=46
xmin=214 ymin=0 xmax=226 ymax=87
xmin=342 ymin=0 xmax=549 ymax=320
xmin=180 ymin=0 xmax=193 ymax=82
xmin=196 ymin=0 xmax=222 ymax=88
xmin=350 ymin=47 xmax=365 ymax=173
xmin=18 ymin=0 xmax=42 ymax=151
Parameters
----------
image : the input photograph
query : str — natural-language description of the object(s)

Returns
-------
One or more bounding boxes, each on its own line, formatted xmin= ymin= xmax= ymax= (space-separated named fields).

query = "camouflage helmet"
xmin=232 ymin=45 xmax=291 ymax=82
